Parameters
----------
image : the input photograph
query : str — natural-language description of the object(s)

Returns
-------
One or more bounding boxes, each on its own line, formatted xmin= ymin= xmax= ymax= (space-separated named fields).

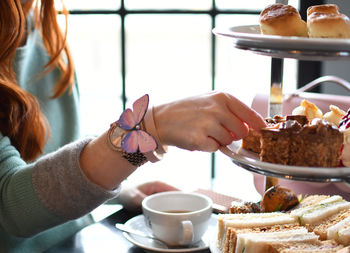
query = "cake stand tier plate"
xmin=213 ymin=25 xmax=350 ymax=61
xmin=220 ymin=140 xmax=350 ymax=183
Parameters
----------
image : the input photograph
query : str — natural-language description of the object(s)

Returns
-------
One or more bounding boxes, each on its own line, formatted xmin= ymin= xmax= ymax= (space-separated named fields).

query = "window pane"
xmin=124 ymin=14 xmax=212 ymax=190
xmin=126 ymin=149 xmax=212 ymax=191
xmin=215 ymin=153 xmax=262 ymax=202
xmin=125 ymin=0 xmax=211 ymax=10
xmin=60 ymin=15 xmax=122 ymax=136
xmin=216 ymin=0 xmax=299 ymax=11
xmin=60 ymin=0 xmax=120 ymax=10
xmin=215 ymin=14 xmax=269 ymax=105
xmin=126 ymin=14 xmax=212 ymax=104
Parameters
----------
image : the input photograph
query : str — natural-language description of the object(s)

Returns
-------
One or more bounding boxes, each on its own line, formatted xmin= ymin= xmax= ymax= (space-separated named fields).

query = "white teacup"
xmin=142 ymin=191 xmax=213 ymax=246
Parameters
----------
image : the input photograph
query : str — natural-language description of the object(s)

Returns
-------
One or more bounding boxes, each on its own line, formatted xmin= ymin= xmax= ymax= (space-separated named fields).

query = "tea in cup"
xmin=142 ymin=191 xmax=213 ymax=246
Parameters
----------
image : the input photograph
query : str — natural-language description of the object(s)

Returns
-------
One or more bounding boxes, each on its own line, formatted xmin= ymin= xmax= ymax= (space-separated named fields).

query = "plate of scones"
xmin=220 ymin=99 xmax=350 ymax=182
xmin=213 ymin=3 xmax=350 ymax=60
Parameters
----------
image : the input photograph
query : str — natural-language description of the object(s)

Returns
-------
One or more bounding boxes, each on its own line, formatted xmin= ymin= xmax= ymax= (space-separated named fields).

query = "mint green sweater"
xmin=0 ymin=25 xmax=120 ymax=252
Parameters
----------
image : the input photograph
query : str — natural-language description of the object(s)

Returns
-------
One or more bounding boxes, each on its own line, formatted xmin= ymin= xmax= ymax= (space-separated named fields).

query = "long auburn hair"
xmin=0 ymin=0 xmax=74 ymax=162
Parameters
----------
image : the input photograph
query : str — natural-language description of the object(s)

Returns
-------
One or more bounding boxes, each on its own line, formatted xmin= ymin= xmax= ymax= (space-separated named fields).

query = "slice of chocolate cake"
xmin=241 ymin=115 xmax=286 ymax=154
xmin=241 ymin=128 xmax=262 ymax=153
xmin=289 ymin=118 xmax=343 ymax=167
xmin=260 ymin=116 xmax=343 ymax=167
xmin=260 ymin=118 xmax=304 ymax=165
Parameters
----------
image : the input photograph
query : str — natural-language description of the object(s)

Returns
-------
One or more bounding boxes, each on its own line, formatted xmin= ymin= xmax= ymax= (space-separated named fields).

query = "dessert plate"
xmin=213 ymin=25 xmax=350 ymax=60
xmin=220 ymin=140 xmax=350 ymax=182
xmin=120 ymin=214 xmax=217 ymax=253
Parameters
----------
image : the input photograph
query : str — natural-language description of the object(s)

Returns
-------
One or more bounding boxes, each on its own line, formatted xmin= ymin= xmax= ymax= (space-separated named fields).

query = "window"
xmin=60 ymin=0 xmax=299 ymax=201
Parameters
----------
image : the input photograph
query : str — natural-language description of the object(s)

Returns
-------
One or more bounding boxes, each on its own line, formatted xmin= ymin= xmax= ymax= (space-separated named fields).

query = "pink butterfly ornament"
xmin=118 ymin=94 xmax=157 ymax=153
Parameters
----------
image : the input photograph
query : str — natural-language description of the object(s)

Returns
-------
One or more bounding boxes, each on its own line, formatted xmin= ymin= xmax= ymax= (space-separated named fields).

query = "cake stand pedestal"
xmin=264 ymin=0 xmax=289 ymax=190
xmin=265 ymin=57 xmax=285 ymax=190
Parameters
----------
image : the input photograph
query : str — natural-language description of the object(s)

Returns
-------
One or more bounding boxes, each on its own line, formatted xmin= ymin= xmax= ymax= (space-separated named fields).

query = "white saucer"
xmin=120 ymin=214 xmax=217 ymax=253
xmin=209 ymin=229 xmax=220 ymax=253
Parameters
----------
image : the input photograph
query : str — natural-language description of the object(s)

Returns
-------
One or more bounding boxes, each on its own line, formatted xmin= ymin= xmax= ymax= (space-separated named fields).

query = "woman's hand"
xmin=118 ymin=181 xmax=179 ymax=211
xmin=153 ymin=91 xmax=266 ymax=152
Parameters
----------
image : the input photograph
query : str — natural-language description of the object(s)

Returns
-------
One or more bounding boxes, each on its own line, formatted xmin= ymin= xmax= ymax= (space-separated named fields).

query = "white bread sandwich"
xmin=293 ymin=195 xmax=330 ymax=209
xmin=217 ymin=212 xmax=297 ymax=252
xmin=327 ymin=213 xmax=350 ymax=245
xmin=235 ymin=228 xmax=319 ymax=253
xmin=224 ymin=224 xmax=303 ymax=253
xmin=290 ymin=195 xmax=350 ymax=226
xmin=268 ymin=239 xmax=344 ymax=252
xmin=309 ymin=208 xmax=350 ymax=242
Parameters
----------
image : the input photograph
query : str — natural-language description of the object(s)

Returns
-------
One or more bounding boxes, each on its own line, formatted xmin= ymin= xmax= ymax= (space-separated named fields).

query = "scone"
xmin=259 ymin=4 xmax=308 ymax=37
xmin=307 ymin=12 xmax=350 ymax=38
xmin=307 ymin=4 xmax=339 ymax=16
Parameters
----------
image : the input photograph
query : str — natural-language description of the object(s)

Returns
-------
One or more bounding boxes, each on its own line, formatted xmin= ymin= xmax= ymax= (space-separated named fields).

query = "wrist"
xmin=143 ymin=106 xmax=168 ymax=162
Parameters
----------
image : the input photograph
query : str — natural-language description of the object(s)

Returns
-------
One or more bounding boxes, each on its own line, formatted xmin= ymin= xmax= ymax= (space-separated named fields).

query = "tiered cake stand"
xmin=212 ymin=24 xmax=350 ymax=187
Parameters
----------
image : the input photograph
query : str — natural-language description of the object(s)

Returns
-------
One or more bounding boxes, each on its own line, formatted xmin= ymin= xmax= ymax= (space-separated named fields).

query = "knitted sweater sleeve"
xmin=0 ymin=135 xmax=120 ymax=237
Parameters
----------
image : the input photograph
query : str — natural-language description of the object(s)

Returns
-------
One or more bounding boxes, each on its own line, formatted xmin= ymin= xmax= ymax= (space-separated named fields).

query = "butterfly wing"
xmin=118 ymin=94 xmax=149 ymax=130
xmin=118 ymin=109 xmax=136 ymax=130
xmin=122 ymin=130 xmax=157 ymax=154
xmin=137 ymin=130 xmax=157 ymax=153
xmin=122 ymin=131 xmax=139 ymax=153
xmin=132 ymin=94 xmax=149 ymax=125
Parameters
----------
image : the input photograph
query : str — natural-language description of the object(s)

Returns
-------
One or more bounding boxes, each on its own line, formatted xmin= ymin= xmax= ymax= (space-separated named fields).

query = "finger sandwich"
xmin=225 ymin=224 xmax=303 ymax=253
xmin=235 ymin=228 xmax=319 ymax=253
xmin=217 ymin=195 xmax=350 ymax=253
xmin=268 ymin=239 xmax=344 ymax=252
xmin=290 ymin=195 xmax=350 ymax=225
xmin=308 ymin=207 xmax=350 ymax=245
xmin=217 ymin=212 xmax=297 ymax=252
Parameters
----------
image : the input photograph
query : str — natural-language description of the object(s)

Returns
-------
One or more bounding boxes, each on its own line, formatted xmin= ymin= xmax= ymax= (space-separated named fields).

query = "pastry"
xmin=307 ymin=4 xmax=340 ymax=16
xmin=307 ymin=12 xmax=350 ymax=38
xmin=323 ymin=105 xmax=346 ymax=126
xmin=259 ymin=3 xmax=308 ymax=37
xmin=292 ymin=99 xmax=323 ymax=121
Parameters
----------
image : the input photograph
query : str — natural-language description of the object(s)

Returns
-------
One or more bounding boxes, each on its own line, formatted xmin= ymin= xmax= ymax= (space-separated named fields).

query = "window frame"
xmin=64 ymin=0 xmax=322 ymax=180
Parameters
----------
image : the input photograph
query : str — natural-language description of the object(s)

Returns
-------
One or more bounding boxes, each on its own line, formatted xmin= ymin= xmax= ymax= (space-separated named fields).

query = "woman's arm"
xmin=0 ymin=136 xmax=120 ymax=237
xmin=79 ymin=91 xmax=266 ymax=190
xmin=0 ymin=91 xmax=265 ymax=237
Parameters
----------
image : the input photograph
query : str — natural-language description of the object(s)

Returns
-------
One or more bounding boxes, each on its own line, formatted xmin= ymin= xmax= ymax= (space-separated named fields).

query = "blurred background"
xmin=57 ymin=0 xmax=350 ymax=202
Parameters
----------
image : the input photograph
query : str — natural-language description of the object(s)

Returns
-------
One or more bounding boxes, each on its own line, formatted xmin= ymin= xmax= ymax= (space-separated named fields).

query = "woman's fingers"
xmin=224 ymin=93 xmax=266 ymax=131
xmin=200 ymin=136 xmax=221 ymax=152
xmin=138 ymin=181 xmax=179 ymax=195
xmin=218 ymin=111 xmax=250 ymax=140
xmin=205 ymin=122 xmax=234 ymax=146
xmin=186 ymin=123 xmax=237 ymax=151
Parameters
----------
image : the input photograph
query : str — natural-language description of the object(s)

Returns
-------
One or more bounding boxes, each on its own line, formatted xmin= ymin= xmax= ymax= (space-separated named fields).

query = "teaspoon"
xmin=115 ymin=223 xmax=169 ymax=249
